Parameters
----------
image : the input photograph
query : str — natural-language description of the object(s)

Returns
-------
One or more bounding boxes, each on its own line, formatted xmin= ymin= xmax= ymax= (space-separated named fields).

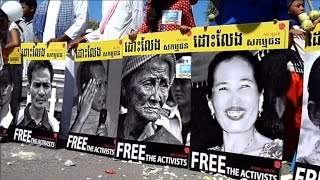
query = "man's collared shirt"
xmin=17 ymin=103 xmax=60 ymax=132
xmin=157 ymin=104 xmax=184 ymax=144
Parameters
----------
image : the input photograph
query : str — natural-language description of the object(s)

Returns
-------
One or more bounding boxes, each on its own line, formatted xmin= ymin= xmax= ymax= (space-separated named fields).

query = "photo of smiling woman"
xmin=204 ymin=51 xmax=282 ymax=159
xmin=117 ymin=54 xmax=182 ymax=145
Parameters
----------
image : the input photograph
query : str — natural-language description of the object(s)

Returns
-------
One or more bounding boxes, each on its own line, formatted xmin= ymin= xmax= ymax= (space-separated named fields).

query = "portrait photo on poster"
xmin=296 ymin=51 xmax=320 ymax=166
xmin=69 ymin=60 xmax=109 ymax=137
xmin=117 ymin=53 xmax=191 ymax=146
xmin=0 ymin=64 xmax=21 ymax=142
xmin=16 ymin=60 xmax=64 ymax=133
xmin=190 ymin=50 xmax=287 ymax=159
xmin=65 ymin=59 xmax=122 ymax=156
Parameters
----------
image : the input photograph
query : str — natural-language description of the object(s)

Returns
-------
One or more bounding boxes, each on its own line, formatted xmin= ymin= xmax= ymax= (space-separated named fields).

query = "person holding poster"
xmin=33 ymin=0 xmax=88 ymax=44
xmin=128 ymin=0 xmax=196 ymax=40
xmin=16 ymin=61 xmax=59 ymax=132
xmin=69 ymin=0 xmax=144 ymax=48
xmin=0 ymin=64 xmax=14 ymax=139
xmin=69 ymin=61 xmax=108 ymax=136
xmin=206 ymin=51 xmax=282 ymax=159
xmin=118 ymin=54 xmax=182 ymax=145
xmin=297 ymin=56 xmax=320 ymax=165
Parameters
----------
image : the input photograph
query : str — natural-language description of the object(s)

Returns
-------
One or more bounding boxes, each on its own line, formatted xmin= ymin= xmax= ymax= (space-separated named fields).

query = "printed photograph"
xmin=190 ymin=50 xmax=293 ymax=159
xmin=69 ymin=60 xmax=121 ymax=137
xmin=296 ymin=51 xmax=320 ymax=166
xmin=117 ymin=54 xmax=192 ymax=145
xmin=16 ymin=60 xmax=65 ymax=133
xmin=0 ymin=64 xmax=21 ymax=141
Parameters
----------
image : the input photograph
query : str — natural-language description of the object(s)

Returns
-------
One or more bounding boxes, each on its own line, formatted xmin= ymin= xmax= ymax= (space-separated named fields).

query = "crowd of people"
xmin=0 ymin=0 xmax=319 ymax=166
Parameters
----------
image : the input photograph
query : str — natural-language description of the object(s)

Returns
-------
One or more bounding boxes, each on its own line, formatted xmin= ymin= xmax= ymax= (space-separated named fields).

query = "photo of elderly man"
xmin=16 ymin=61 xmax=59 ymax=132
xmin=117 ymin=54 xmax=182 ymax=145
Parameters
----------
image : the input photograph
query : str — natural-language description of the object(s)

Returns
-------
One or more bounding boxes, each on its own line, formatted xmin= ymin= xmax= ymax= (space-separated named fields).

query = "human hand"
xmin=313 ymin=16 xmax=320 ymax=26
xmin=180 ymin=25 xmax=191 ymax=35
xmin=96 ymin=124 xmax=107 ymax=137
xmin=128 ymin=31 xmax=139 ymax=41
xmin=34 ymin=36 xmax=41 ymax=45
xmin=290 ymin=29 xmax=305 ymax=39
xmin=46 ymin=34 xmax=70 ymax=47
xmin=78 ymin=79 xmax=97 ymax=119
xmin=45 ymin=37 xmax=59 ymax=47
xmin=68 ymin=37 xmax=86 ymax=52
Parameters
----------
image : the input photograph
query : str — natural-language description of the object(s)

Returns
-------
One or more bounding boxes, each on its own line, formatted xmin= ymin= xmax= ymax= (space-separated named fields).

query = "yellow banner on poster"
xmin=122 ymin=30 xmax=192 ymax=56
xmin=191 ymin=20 xmax=289 ymax=52
xmin=306 ymin=24 xmax=320 ymax=52
xmin=21 ymin=42 xmax=67 ymax=60
xmin=74 ymin=40 xmax=122 ymax=62
xmin=2 ymin=47 xmax=21 ymax=64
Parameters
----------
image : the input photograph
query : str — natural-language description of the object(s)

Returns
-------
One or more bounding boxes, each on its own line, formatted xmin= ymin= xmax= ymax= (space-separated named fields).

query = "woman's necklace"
xmin=221 ymin=129 xmax=256 ymax=154
xmin=240 ymin=129 xmax=256 ymax=154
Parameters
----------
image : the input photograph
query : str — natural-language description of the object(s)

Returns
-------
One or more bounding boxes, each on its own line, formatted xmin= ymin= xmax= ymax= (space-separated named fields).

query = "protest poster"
xmin=21 ymin=42 xmax=67 ymax=61
xmin=74 ymin=40 xmax=122 ymax=62
xmin=114 ymin=53 xmax=190 ymax=168
xmin=188 ymin=21 xmax=290 ymax=179
xmin=294 ymin=24 xmax=320 ymax=180
xmin=12 ymin=58 xmax=66 ymax=148
xmin=65 ymin=40 xmax=122 ymax=157
xmin=0 ymin=47 xmax=22 ymax=143
xmin=121 ymin=20 xmax=288 ymax=57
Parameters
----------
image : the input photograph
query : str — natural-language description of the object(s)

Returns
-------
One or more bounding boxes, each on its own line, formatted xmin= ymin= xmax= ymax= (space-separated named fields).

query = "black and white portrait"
xmin=0 ymin=64 xmax=15 ymax=131
xmin=161 ymin=55 xmax=192 ymax=146
xmin=69 ymin=59 xmax=122 ymax=137
xmin=190 ymin=51 xmax=284 ymax=159
xmin=117 ymin=54 xmax=184 ymax=145
xmin=69 ymin=60 xmax=108 ymax=136
xmin=297 ymin=51 xmax=320 ymax=166
xmin=16 ymin=60 xmax=64 ymax=132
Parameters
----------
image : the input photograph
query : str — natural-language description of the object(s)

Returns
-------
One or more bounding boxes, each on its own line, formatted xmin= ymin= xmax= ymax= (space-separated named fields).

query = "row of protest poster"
xmin=1 ymin=21 xmax=320 ymax=180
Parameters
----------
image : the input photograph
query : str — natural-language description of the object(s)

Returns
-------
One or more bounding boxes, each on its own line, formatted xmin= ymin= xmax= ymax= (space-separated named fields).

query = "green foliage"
xmin=205 ymin=1 xmax=218 ymax=22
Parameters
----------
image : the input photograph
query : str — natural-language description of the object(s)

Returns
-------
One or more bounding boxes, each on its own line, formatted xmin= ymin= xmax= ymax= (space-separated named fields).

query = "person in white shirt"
xmin=159 ymin=78 xmax=191 ymax=145
xmin=69 ymin=1 xmax=144 ymax=49
xmin=33 ymin=0 xmax=88 ymax=43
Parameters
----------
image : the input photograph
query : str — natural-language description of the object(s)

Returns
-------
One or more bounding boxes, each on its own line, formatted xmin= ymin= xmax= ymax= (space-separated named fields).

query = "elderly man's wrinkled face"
xmin=28 ymin=68 xmax=52 ymax=110
xmin=127 ymin=59 xmax=170 ymax=122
